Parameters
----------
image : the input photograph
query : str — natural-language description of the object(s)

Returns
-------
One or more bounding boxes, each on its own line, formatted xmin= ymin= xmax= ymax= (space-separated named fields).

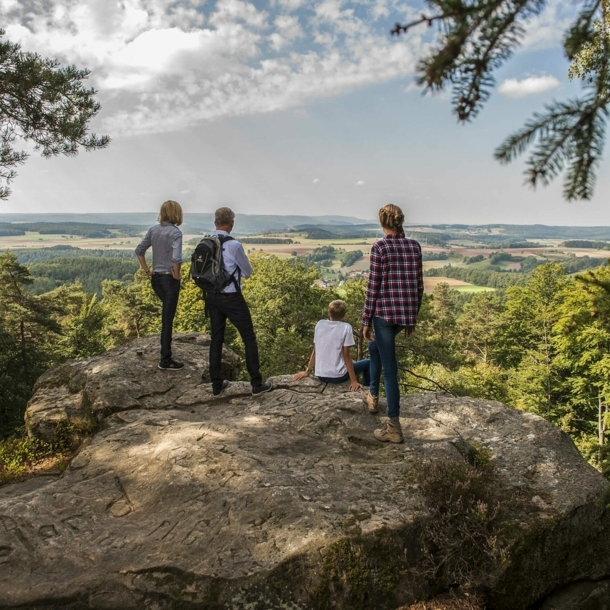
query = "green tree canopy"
xmin=0 ymin=30 xmax=109 ymax=198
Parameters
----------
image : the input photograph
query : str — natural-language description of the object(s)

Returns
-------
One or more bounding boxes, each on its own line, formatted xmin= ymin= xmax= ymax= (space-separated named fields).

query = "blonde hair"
xmin=215 ymin=207 xmax=235 ymax=227
xmin=379 ymin=204 xmax=405 ymax=236
xmin=158 ymin=200 xmax=183 ymax=226
xmin=328 ymin=299 xmax=347 ymax=320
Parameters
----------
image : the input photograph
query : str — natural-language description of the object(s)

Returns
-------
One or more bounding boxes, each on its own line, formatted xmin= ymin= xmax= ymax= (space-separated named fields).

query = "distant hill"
xmin=0 ymin=213 xmax=374 ymax=235
xmin=429 ymin=224 xmax=610 ymax=241
xmin=4 ymin=216 xmax=610 ymax=240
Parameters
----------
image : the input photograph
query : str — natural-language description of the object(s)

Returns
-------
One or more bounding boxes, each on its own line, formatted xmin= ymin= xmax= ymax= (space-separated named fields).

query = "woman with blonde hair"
xmin=361 ymin=204 xmax=424 ymax=443
xmin=135 ymin=200 xmax=184 ymax=370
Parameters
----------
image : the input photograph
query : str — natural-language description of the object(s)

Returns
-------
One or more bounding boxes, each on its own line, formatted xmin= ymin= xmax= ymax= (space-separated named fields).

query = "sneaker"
xmin=374 ymin=420 xmax=404 ymax=444
xmin=252 ymin=381 xmax=273 ymax=396
xmin=158 ymin=359 xmax=184 ymax=370
xmin=362 ymin=389 xmax=379 ymax=414
xmin=213 ymin=379 xmax=230 ymax=397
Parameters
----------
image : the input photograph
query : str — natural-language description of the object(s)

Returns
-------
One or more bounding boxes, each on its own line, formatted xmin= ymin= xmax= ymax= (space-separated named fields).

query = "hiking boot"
xmin=158 ymin=359 xmax=184 ymax=370
xmin=362 ymin=389 xmax=379 ymax=414
xmin=374 ymin=419 xmax=404 ymax=444
xmin=213 ymin=379 xmax=229 ymax=397
xmin=252 ymin=381 xmax=273 ymax=396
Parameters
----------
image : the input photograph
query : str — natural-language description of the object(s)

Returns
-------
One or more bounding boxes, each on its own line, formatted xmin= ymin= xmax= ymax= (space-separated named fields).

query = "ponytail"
xmin=379 ymin=204 xmax=405 ymax=236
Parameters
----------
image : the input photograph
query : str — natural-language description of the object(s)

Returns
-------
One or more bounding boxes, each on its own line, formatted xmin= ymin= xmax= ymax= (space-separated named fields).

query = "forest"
xmin=0 ymin=250 xmax=609 ymax=479
xmin=0 ymin=222 xmax=144 ymax=238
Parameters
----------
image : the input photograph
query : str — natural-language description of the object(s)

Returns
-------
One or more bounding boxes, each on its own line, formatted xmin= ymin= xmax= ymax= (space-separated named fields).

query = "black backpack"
xmin=190 ymin=235 xmax=240 ymax=293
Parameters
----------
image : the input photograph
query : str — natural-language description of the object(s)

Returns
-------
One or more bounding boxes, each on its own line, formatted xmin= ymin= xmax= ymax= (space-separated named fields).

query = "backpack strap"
xmin=217 ymin=234 xmax=241 ymax=292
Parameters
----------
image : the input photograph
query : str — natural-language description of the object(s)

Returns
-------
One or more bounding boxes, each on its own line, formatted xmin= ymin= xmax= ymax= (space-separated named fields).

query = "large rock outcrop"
xmin=25 ymin=333 xmax=241 ymax=441
xmin=1 ymin=334 xmax=609 ymax=609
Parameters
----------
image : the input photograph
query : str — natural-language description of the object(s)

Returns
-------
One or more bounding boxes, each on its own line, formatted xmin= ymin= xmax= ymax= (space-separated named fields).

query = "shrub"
xmin=411 ymin=451 xmax=510 ymax=590
xmin=0 ymin=420 xmax=95 ymax=485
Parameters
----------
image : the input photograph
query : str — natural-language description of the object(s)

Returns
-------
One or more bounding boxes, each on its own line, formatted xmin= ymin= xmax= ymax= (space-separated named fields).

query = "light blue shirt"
xmin=135 ymin=222 xmax=182 ymax=273
xmin=214 ymin=230 xmax=252 ymax=293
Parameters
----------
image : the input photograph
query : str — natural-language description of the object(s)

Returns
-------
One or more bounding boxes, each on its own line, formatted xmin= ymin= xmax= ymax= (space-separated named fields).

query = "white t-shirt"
xmin=314 ymin=319 xmax=355 ymax=378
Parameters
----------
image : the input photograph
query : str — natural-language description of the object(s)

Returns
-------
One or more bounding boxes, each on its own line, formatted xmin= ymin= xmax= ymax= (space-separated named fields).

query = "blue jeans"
xmin=317 ymin=359 xmax=370 ymax=386
xmin=369 ymin=317 xmax=405 ymax=419
xmin=151 ymin=274 xmax=181 ymax=364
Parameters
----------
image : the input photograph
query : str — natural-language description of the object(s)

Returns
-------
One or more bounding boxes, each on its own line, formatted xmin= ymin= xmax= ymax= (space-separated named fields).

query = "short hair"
xmin=158 ymin=200 xmax=183 ymax=226
xmin=379 ymin=204 xmax=405 ymax=236
xmin=328 ymin=299 xmax=347 ymax=320
xmin=215 ymin=207 xmax=235 ymax=227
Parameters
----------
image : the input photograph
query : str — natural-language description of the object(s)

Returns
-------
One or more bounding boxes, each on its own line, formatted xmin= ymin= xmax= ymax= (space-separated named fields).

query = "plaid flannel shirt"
xmin=362 ymin=235 xmax=424 ymax=327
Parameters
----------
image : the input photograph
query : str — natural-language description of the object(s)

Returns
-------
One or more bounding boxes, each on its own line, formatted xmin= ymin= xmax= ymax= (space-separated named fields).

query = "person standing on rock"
xmin=135 ymin=200 xmax=184 ymax=371
xmin=203 ymin=207 xmax=273 ymax=397
xmin=362 ymin=204 xmax=423 ymax=444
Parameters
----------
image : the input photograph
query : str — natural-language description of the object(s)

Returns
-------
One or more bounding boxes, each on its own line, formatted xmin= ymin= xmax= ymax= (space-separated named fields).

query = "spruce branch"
xmin=391 ymin=0 xmax=610 ymax=200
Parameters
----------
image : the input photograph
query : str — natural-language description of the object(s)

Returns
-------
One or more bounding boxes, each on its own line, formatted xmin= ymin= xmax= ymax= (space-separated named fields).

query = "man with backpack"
xmin=192 ymin=207 xmax=273 ymax=397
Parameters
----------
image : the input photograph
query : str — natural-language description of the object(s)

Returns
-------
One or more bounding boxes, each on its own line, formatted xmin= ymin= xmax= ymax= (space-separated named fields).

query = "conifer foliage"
xmin=392 ymin=0 xmax=610 ymax=200
xmin=0 ymin=30 xmax=109 ymax=198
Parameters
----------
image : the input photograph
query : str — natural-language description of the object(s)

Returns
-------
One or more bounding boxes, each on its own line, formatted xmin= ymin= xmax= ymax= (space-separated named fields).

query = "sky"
xmin=2 ymin=0 xmax=609 ymax=225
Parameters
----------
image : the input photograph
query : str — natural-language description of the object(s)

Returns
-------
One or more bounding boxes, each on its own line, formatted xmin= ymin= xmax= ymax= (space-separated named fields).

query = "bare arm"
xmin=137 ymin=254 xmax=152 ymax=276
xmin=342 ymin=346 xmax=362 ymax=392
xmin=294 ymin=348 xmax=315 ymax=381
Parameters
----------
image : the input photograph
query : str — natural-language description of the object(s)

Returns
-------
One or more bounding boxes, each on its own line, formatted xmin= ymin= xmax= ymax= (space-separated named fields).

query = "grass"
xmin=455 ymin=286 xmax=496 ymax=293
xmin=0 ymin=421 xmax=95 ymax=486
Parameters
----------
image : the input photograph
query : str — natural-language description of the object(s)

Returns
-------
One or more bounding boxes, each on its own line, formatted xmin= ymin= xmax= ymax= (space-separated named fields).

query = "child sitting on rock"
xmin=294 ymin=299 xmax=370 ymax=391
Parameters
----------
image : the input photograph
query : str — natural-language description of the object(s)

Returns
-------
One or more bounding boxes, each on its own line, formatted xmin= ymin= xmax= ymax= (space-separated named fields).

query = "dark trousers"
xmin=206 ymin=291 xmax=262 ymax=392
xmin=151 ymin=274 xmax=180 ymax=364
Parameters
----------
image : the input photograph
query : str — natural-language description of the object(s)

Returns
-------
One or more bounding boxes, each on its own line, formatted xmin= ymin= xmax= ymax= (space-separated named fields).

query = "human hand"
xmin=363 ymin=325 xmax=374 ymax=342
xmin=293 ymin=371 xmax=310 ymax=381
xmin=349 ymin=380 xmax=362 ymax=392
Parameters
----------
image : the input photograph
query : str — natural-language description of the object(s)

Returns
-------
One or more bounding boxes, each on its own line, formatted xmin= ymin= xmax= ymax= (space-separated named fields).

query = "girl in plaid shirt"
xmin=362 ymin=204 xmax=424 ymax=443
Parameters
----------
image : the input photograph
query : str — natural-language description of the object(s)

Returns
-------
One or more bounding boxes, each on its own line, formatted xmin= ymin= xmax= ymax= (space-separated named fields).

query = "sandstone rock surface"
xmin=25 ymin=333 xmax=240 ymax=441
xmin=1 ymin=335 xmax=609 ymax=609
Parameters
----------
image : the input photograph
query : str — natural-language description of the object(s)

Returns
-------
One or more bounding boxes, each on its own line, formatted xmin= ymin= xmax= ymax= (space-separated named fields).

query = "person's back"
xmin=294 ymin=300 xmax=370 ymax=391
xmin=135 ymin=200 xmax=184 ymax=371
xmin=203 ymin=207 xmax=273 ymax=398
xmin=313 ymin=319 xmax=354 ymax=379
xmin=364 ymin=234 xmax=423 ymax=327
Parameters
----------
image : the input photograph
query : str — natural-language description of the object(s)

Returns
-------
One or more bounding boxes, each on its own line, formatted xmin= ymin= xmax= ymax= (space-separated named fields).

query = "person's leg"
xmin=160 ymin=277 xmax=180 ymax=363
xmin=224 ymin=293 xmax=263 ymax=387
xmin=368 ymin=340 xmax=381 ymax=397
xmin=151 ymin=276 xmax=171 ymax=364
xmin=352 ymin=359 xmax=370 ymax=387
xmin=206 ymin=294 xmax=228 ymax=393
xmin=372 ymin=317 xmax=404 ymax=419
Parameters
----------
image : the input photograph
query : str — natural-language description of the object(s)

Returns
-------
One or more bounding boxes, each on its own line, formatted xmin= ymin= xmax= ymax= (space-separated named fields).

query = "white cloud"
xmin=519 ymin=0 xmax=577 ymax=52
xmin=498 ymin=75 xmax=560 ymax=98
xmin=356 ymin=180 xmax=364 ymax=185
xmin=0 ymin=1 xmax=423 ymax=135
xmin=313 ymin=178 xmax=320 ymax=183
